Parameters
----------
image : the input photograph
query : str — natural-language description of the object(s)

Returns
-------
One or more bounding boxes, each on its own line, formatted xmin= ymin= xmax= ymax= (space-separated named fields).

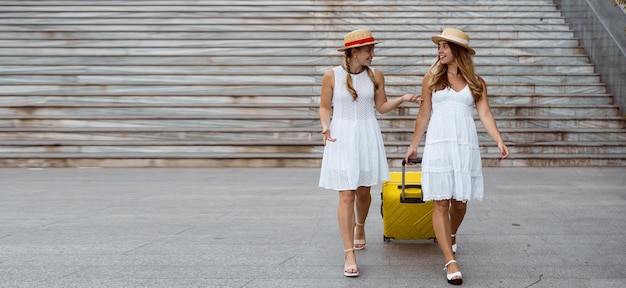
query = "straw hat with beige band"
xmin=431 ymin=28 xmax=476 ymax=55
xmin=337 ymin=29 xmax=381 ymax=52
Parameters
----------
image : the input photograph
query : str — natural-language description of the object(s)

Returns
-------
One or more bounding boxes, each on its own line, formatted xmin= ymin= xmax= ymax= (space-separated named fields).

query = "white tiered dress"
xmin=421 ymin=85 xmax=484 ymax=201
xmin=319 ymin=66 xmax=389 ymax=191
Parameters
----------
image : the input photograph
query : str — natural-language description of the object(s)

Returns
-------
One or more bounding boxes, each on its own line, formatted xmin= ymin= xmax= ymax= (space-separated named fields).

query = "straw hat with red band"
xmin=431 ymin=28 xmax=476 ymax=55
xmin=337 ymin=29 xmax=381 ymax=52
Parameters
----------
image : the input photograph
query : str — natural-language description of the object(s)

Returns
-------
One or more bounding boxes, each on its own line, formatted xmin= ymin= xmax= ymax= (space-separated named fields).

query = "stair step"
xmin=0 ymin=83 xmax=610 ymax=96
xmin=0 ymin=24 xmax=574 ymax=33
xmin=0 ymin=64 xmax=598 ymax=75
xmin=0 ymin=127 xmax=623 ymax=142
xmin=0 ymin=55 xmax=593 ymax=66
xmin=0 ymin=140 xmax=623 ymax=155
xmin=0 ymin=19 xmax=568 ymax=28
xmin=0 ymin=104 xmax=619 ymax=117
xmin=0 ymin=31 xmax=578 ymax=41
xmin=0 ymin=9 xmax=567 ymax=19
xmin=0 ymin=0 xmax=557 ymax=7
xmin=0 ymin=74 xmax=603 ymax=85
xmin=0 ymin=3 xmax=561 ymax=11
xmin=0 ymin=47 xmax=588 ymax=56
xmin=0 ymin=152 xmax=623 ymax=168
xmin=0 ymin=93 xmax=614 ymax=106
xmin=0 ymin=115 xmax=622 ymax=129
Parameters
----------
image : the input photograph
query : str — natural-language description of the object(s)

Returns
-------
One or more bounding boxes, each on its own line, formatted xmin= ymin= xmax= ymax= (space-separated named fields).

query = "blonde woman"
xmin=405 ymin=28 xmax=510 ymax=285
xmin=319 ymin=29 xmax=419 ymax=277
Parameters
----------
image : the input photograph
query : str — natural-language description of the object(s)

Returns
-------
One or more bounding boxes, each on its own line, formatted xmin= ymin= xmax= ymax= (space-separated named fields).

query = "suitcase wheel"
xmin=383 ymin=236 xmax=391 ymax=242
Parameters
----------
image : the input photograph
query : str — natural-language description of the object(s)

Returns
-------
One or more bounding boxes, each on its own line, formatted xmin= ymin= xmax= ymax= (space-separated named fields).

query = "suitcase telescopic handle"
xmin=402 ymin=158 xmax=422 ymax=166
xmin=401 ymin=158 xmax=424 ymax=203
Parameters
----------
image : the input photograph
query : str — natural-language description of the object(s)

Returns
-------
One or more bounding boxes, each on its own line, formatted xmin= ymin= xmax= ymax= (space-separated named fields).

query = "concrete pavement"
xmin=0 ymin=167 xmax=624 ymax=288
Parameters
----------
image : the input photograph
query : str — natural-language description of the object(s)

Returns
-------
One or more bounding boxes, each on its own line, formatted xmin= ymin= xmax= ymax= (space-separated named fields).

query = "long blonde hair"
xmin=427 ymin=42 xmax=483 ymax=102
xmin=344 ymin=47 xmax=378 ymax=101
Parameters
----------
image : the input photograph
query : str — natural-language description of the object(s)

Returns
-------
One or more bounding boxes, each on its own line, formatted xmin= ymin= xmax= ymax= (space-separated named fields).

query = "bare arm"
xmin=319 ymin=69 xmax=336 ymax=145
xmin=404 ymin=73 xmax=433 ymax=162
xmin=373 ymin=69 xmax=419 ymax=114
xmin=475 ymin=78 xmax=510 ymax=159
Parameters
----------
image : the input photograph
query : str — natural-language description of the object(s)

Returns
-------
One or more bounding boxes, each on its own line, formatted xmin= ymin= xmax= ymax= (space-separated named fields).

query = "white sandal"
xmin=444 ymin=259 xmax=462 ymax=285
xmin=343 ymin=248 xmax=359 ymax=277
xmin=451 ymin=233 xmax=457 ymax=254
xmin=354 ymin=221 xmax=366 ymax=250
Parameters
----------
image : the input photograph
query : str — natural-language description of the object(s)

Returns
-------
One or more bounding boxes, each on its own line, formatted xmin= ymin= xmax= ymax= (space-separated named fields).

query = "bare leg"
xmin=354 ymin=186 xmax=371 ymax=249
xmin=338 ymin=190 xmax=357 ymax=274
xmin=449 ymin=200 xmax=467 ymax=248
xmin=432 ymin=200 xmax=461 ymax=280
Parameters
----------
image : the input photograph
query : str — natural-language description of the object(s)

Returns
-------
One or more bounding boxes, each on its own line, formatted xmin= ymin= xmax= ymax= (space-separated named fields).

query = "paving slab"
xmin=0 ymin=167 xmax=624 ymax=288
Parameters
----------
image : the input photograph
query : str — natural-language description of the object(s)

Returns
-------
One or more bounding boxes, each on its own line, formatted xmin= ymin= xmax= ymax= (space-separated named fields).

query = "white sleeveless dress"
xmin=421 ymin=85 xmax=484 ymax=201
xmin=318 ymin=66 xmax=389 ymax=191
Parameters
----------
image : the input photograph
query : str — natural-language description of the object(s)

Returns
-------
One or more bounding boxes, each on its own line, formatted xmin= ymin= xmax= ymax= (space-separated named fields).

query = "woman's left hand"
xmin=498 ymin=142 xmax=510 ymax=159
xmin=401 ymin=93 xmax=422 ymax=104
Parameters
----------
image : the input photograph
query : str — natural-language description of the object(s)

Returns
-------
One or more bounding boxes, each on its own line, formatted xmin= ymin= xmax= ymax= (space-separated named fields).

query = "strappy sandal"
xmin=444 ymin=259 xmax=462 ymax=285
xmin=354 ymin=221 xmax=366 ymax=250
xmin=343 ymin=248 xmax=359 ymax=277
xmin=451 ymin=233 xmax=457 ymax=254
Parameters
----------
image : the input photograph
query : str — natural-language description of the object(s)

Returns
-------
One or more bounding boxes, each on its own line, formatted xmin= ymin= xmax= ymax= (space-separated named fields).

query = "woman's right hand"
xmin=321 ymin=127 xmax=336 ymax=146
xmin=404 ymin=147 xmax=418 ymax=164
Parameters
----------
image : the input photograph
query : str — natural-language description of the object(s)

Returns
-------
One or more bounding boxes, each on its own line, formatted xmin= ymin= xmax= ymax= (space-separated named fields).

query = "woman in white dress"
xmin=404 ymin=28 xmax=510 ymax=285
xmin=319 ymin=29 xmax=420 ymax=277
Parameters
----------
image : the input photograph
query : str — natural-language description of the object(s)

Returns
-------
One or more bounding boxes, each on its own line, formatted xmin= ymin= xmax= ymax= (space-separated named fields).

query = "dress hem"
xmin=424 ymin=196 xmax=483 ymax=202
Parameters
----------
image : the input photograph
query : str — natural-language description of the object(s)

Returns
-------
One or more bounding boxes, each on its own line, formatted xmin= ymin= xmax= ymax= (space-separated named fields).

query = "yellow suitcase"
xmin=380 ymin=159 xmax=435 ymax=241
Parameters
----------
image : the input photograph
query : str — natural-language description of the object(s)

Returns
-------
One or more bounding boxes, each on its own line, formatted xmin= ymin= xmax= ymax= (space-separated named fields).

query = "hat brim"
xmin=431 ymin=36 xmax=476 ymax=55
xmin=337 ymin=41 xmax=381 ymax=52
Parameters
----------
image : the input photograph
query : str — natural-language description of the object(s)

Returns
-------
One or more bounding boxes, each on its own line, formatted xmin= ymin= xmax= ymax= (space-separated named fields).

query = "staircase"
xmin=0 ymin=0 xmax=624 ymax=168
